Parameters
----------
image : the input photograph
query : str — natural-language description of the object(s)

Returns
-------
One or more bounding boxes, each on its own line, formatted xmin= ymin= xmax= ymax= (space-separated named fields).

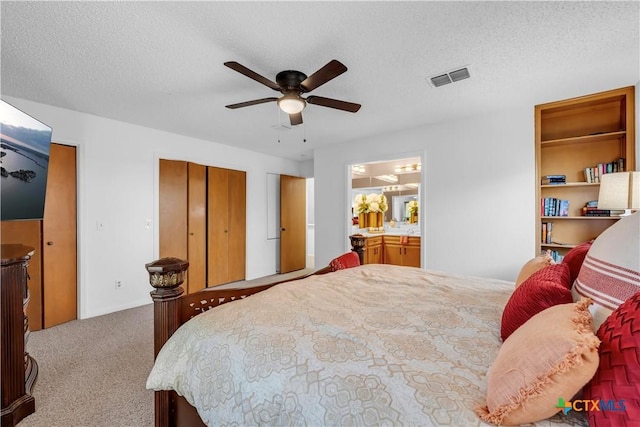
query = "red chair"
xmin=315 ymin=251 xmax=361 ymax=275
xmin=329 ymin=251 xmax=361 ymax=271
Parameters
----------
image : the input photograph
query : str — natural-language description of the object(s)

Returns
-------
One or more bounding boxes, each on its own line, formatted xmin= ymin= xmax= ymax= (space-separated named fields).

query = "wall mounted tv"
xmin=1 ymin=100 xmax=52 ymax=221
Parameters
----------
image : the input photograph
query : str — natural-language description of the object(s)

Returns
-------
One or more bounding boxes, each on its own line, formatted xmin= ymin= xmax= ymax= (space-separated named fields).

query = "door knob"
xmin=47 ymin=241 xmax=54 ymax=246
xmin=281 ymin=227 xmax=286 ymax=231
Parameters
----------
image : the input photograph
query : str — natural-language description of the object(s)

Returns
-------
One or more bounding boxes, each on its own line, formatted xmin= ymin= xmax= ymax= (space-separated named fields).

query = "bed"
xmin=145 ymin=254 xmax=594 ymax=427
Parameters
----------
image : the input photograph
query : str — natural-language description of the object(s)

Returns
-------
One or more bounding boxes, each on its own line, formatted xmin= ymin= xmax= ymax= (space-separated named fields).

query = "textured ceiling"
xmin=2 ymin=1 xmax=639 ymax=161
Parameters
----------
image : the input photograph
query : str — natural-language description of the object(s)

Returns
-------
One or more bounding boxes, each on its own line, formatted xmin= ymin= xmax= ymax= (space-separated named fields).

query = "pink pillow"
xmin=478 ymin=300 xmax=600 ymax=425
xmin=329 ymin=251 xmax=360 ymax=271
xmin=582 ymin=291 xmax=640 ymax=427
xmin=562 ymin=240 xmax=592 ymax=283
xmin=515 ymin=253 xmax=555 ymax=287
xmin=501 ymin=263 xmax=572 ymax=341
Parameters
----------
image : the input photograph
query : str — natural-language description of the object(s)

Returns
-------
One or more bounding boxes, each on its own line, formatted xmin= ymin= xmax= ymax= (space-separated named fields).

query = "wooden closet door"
xmin=280 ymin=175 xmax=306 ymax=274
xmin=187 ymin=163 xmax=206 ymax=294
xmin=227 ymin=169 xmax=246 ymax=282
xmin=159 ymin=159 xmax=187 ymax=260
xmin=207 ymin=166 xmax=230 ymax=286
xmin=43 ymin=143 xmax=77 ymax=328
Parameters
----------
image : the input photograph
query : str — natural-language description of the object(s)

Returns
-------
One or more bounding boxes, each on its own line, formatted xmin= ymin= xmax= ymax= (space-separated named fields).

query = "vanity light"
xmin=394 ymin=163 xmax=422 ymax=174
xmin=352 ymin=165 xmax=366 ymax=174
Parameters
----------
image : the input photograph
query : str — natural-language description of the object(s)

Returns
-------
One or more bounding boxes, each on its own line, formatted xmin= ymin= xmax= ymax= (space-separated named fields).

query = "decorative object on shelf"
xmin=353 ymin=193 xmax=388 ymax=228
xmin=367 ymin=226 xmax=385 ymax=234
xmin=408 ymin=200 xmax=418 ymax=223
xmin=353 ymin=193 xmax=369 ymax=229
xmin=597 ymin=171 xmax=640 ymax=217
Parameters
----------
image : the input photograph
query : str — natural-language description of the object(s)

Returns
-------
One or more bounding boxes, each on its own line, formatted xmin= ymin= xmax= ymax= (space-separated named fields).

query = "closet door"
xmin=42 ymin=143 xmax=77 ymax=328
xmin=207 ymin=166 xmax=230 ymax=286
xmin=207 ymin=166 xmax=246 ymax=286
xmin=227 ymin=169 xmax=246 ymax=282
xmin=159 ymin=159 xmax=188 ymax=288
xmin=187 ymin=162 xmax=206 ymax=294
xmin=280 ymin=175 xmax=306 ymax=274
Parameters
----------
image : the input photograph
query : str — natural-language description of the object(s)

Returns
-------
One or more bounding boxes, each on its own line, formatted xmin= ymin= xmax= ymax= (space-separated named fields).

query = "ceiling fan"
xmin=224 ymin=60 xmax=361 ymax=126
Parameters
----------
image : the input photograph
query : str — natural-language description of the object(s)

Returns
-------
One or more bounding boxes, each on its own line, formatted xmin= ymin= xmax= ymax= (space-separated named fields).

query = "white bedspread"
xmin=147 ymin=264 xmax=587 ymax=426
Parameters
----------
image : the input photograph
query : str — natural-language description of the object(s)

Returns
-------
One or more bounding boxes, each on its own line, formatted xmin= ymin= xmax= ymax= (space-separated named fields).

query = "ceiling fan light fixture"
xmin=277 ymin=94 xmax=306 ymax=114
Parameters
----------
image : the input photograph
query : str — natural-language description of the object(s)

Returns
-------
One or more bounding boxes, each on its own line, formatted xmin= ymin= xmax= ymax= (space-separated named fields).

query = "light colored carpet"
xmin=19 ymin=304 xmax=155 ymax=427
xmin=18 ymin=269 xmax=315 ymax=426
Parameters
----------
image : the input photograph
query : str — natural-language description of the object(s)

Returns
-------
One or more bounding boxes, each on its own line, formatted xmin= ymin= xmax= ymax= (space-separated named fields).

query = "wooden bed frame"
xmin=146 ymin=237 xmax=365 ymax=426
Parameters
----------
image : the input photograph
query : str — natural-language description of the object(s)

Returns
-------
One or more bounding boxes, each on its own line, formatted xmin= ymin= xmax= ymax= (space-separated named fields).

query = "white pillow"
xmin=572 ymin=212 xmax=640 ymax=329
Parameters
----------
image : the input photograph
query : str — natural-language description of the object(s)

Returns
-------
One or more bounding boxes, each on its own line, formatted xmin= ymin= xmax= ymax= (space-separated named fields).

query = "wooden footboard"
xmin=145 ymin=258 xmax=333 ymax=427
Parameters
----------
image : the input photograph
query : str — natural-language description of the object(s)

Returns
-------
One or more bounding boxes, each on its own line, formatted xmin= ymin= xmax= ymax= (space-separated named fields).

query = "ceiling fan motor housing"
xmin=276 ymin=70 xmax=307 ymax=92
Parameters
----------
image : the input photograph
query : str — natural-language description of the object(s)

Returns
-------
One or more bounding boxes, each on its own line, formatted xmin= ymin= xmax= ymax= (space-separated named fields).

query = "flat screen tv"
xmin=1 ymin=100 xmax=52 ymax=221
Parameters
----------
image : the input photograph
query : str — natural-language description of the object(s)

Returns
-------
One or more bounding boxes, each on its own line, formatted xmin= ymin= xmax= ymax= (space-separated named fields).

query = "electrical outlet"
xmin=115 ymin=280 xmax=124 ymax=289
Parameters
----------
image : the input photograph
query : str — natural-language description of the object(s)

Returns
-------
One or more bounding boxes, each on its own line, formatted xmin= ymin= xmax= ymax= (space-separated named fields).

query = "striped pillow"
xmin=573 ymin=213 xmax=640 ymax=328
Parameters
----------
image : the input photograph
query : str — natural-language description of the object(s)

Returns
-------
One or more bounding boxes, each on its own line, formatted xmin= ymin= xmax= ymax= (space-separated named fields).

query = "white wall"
xmin=314 ymin=106 xmax=535 ymax=281
xmin=4 ymin=96 xmax=303 ymax=319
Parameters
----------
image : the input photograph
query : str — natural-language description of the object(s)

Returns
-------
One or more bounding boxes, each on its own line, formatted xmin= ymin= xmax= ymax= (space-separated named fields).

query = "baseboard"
xmin=82 ymin=298 xmax=151 ymax=320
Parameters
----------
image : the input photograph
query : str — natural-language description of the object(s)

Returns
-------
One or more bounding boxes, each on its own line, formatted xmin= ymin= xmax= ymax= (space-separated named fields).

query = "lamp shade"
xmin=597 ymin=172 xmax=640 ymax=214
xmin=277 ymin=94 xmax=306 ymax=114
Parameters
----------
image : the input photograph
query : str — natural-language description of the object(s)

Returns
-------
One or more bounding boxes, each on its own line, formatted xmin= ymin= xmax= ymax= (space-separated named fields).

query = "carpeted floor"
xmin=18 ymin=269 xmax=315 ymax=426
xmin=19 ymin=304 xmax=155 ymax=427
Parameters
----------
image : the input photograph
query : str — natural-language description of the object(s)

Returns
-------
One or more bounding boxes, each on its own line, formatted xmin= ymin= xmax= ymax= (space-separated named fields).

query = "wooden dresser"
xmin=1 ymin=244 xmax=38 ymax=426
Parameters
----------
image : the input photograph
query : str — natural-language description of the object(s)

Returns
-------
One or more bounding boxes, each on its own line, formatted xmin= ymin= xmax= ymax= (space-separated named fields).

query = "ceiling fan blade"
xmin=225 ymin=97 xmax=278 ymax=109
xmin=224 ymin=61 xmax=281 ymax=91
xmin=306 ymin=96 xmax=361 ymax=113
xmin=300 ymin=60 xmax=347 ymax=92
xmin=289 ymin=112 xmax=303 ymax=126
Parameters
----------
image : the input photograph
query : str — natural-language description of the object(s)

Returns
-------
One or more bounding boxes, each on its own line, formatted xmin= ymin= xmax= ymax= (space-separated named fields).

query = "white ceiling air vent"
xmin=428 ymin=66 xmax=471 ymax=88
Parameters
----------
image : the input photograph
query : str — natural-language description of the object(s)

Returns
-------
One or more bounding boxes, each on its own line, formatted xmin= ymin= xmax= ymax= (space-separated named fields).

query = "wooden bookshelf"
xmin=535 ymin=86 xmax=636 ymax=257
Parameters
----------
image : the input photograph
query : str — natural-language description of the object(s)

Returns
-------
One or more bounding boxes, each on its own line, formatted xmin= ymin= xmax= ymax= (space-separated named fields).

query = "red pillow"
xmin=329 ymin=251 xmax=360 ymax=271
xmin=582 ymin=291 xmax=640 ymax=427
xmin=562 ymin=240 xmax=592 ymax=283
xmin=501 ymin=263 xmax=573 ymax=341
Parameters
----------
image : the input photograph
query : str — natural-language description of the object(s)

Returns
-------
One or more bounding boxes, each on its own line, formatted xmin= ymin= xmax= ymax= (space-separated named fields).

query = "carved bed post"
xmin=349 ymin=234 xmax=366 ymax=265
xmin=146 ymin=257 xmax=189 ymax=427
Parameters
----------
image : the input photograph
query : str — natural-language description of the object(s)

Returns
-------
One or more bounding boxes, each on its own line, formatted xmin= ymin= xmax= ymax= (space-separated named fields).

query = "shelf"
xmin=540 ymin=131 xmax=626 ymax=148
xmin=540 ymin=182 xmax=599 ymax=189
xmin=541 ymin=243 xmax=576 ymax=249
xmin=541 ymin=216 xmax=619 ymax=220
xmin=535 ymin=86 xmax=635 ymax=257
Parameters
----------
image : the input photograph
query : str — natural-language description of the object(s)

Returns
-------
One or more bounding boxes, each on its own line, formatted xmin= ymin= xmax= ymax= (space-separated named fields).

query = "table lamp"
xmin=597 ymin=171 xmax=640 ymax=216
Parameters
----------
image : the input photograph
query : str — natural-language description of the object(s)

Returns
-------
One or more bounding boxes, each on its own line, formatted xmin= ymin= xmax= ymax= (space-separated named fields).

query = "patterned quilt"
xmin=147 ymin=264 xmax=587 ymax=426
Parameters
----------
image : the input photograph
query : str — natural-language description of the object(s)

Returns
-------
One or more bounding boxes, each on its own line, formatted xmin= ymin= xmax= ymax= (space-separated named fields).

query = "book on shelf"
xmin=541 ymin=175 xmax=566 ymax=185
xmin=581 ymin=205 xmax=625 ymax=217
xmin=559 ymin=199 xmax=569 ymax=217
xmin=583 ymin=158 xmax=625 ymax=183
xmin=541 ymin=221 xmax=553 ymax=244
xmin=543 ymin=249 xmax=564 ymax=263
xmin=541 ymin=197 xmax=569 ymax=216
